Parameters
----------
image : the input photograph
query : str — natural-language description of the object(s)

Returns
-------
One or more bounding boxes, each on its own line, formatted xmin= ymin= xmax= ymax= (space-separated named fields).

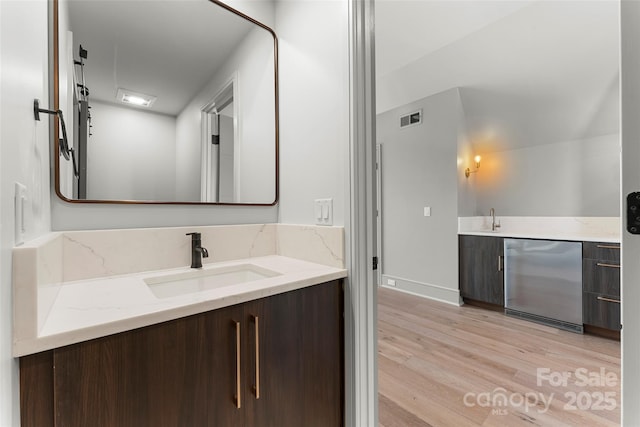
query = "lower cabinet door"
xmin=295 ymin=281 xmax=343 ymax=427
xmin=205 ymin=304 xmax=248 ymax=427
xmin=247 ymin=281 xmax=343 ymax=427
xmin=459 ymin=235 xmax=505 ymax=306
xmin=53 ymin=304 xmax=252 ymax=427
xmin=53 ymin=311 xmax=221 ymax=427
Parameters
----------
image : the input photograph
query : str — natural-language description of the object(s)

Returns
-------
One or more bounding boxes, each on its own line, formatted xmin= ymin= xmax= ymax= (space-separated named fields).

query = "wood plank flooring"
xmin=378 ymin=287 xmax=621 ymax=427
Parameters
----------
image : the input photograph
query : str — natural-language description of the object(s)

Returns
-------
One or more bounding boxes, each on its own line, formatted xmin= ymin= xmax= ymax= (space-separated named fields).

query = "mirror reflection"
xmin=55 ymin=0 xmax=278 ymax=204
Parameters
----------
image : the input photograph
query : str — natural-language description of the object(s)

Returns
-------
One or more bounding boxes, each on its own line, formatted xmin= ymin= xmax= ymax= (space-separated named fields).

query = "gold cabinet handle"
xmin=596 ymin=244 xmax=620 ymax=250
xmin=234 ymin=320 xmax=241 ymax=409
xmin=597 ymin=296 xmax=621 ymax=304
xmin=597 ymin=262 xmax=621 ymax=269
xmin=253 ymin=315 xmax=260 ymax=399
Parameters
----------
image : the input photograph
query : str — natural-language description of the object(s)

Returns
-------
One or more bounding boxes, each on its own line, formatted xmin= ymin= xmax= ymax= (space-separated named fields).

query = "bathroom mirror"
xmin=53 ymin=0 xmax=278 ymax=205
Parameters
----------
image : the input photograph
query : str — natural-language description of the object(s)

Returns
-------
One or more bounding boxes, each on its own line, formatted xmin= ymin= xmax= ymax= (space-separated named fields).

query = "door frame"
xmin=620 ymin=1 xmax=640 ymax=423
xmin=346 ymin=0 xmax=378 ymax=425
xmin=200 ymin=73 xmax=239 ymax=202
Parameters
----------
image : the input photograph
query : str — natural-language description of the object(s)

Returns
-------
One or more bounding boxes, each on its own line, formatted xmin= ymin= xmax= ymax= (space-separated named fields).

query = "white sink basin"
xmin=145 ymin=264 xmax=281 ymax=299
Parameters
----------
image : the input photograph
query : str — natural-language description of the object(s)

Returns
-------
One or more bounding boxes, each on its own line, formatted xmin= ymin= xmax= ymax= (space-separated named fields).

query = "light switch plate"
xmin=314 ymin=198 xmax=333 ymax=226
xmin=315 ymin=203 xmax=323 ymax=221
xmin=15 ymin=182 xmax=27 ymax=246
xmin=424 ymin=207 xmax=431 ymax=217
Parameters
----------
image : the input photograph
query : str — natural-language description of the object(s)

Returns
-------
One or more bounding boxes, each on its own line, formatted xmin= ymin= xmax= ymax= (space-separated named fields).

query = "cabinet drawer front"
xmin=583 ymin=259 xmax=620 ymax=297
xmin=583 ymin=242 xmax=620 ymax=261
xmin=583 ymin=292 xmax=621 ymax=331
xmin=459 ymin=234 xmax=504 ymax=252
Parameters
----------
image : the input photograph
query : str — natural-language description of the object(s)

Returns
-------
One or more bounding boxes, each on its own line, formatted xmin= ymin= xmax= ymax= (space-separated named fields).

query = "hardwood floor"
xmin=378 ymin=287 xmax=621 ymax=427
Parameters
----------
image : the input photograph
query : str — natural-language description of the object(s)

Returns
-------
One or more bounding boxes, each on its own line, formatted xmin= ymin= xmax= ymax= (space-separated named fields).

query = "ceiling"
xmin=375 ymin=0 xmax=620 ymax=152
xmin=375 ymin=0 xmax=536 ymax=78
xmin=66 ymin=0 xmax=257 ymax=116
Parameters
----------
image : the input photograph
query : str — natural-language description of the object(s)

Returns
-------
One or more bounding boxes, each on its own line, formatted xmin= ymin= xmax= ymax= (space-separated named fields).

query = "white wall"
xmin=275 ymin=0 xmax=349 ymax=226
xmin=235 ymin=28 xmax=276 ymax=203
xmin=219 ymin=114 xmax=235 ymax=201
xmin=377 ymin=89 xmax=462 ymax=304
xmin=174 ymin=94 xmax=206 ymax=202
xmin=175 ymin=26 xmax=276 ymax=204
xmin=87 ymin=101 xmax=178 ymax=201
xmin=224 ymin=0 xmax=275 ymax=27
xmin=473 ymin=134 xmax=621 ymax=217
xmin=0 ymin=1 xmax=52 ymax=425
xmin=456 ymin=100 xmax=476 ymax=217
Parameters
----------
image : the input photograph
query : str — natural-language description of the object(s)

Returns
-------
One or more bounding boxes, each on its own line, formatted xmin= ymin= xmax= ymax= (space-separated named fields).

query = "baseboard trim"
xmin=380 ymin=275 xmax=461 ymax=306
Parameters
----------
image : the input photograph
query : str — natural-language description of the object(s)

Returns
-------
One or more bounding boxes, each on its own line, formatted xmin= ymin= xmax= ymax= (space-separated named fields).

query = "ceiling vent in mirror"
xmin=116 ymin=88 xmax=157 ymax=108
xmin=400 ymin=110 xmax=422 ymax=128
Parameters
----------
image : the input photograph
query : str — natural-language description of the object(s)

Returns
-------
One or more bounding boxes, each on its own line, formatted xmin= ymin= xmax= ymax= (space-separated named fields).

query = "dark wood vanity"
xmin=19 ymin=280 xmax=344 ymax=427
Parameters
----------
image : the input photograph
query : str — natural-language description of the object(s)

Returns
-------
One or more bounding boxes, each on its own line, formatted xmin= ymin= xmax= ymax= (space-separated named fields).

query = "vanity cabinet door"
xmin=459 ymin=235 xmax=505 ymax=306
xmin=204 ymin=305 xmax=248 ymax=426
xmin=292 ymin=280 xmax=343 ymax=427
xmin=53 ymin=306 xmax=244 ymax=427
xmin=53 ymin=314 xmax=208 ymax=427
xmin=245 ymin=280 xmax=344 ymax=427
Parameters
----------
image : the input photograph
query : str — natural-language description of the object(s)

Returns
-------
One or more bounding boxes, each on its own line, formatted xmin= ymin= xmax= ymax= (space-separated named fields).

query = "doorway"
xmin=374 ymin=1 xmax=623 ymax=424
xmin=201 ymin=75 xmax=239 ymax=203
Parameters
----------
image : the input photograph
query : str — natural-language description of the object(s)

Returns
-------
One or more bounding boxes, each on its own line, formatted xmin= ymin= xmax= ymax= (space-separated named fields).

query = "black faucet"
xmin=186 ymin=232 xmax=209 ymax=269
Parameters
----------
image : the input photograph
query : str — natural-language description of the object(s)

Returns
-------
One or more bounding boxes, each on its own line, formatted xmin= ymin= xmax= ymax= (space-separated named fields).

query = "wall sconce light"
xmin=465 ymin=155 xmax=481 ymax=178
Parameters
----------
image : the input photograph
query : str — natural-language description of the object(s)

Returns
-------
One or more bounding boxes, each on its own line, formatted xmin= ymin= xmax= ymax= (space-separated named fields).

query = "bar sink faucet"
xmin=489 ymin=208 xmax=501 ymax=232
xmin=186 ymin=232 xmax=209 ymax=268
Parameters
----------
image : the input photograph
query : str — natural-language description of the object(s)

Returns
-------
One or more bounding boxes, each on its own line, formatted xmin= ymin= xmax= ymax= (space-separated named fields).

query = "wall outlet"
xmin=387 ymin=279 xmax=396 ymax=287
xmin=314 ymin=198 xmax=333 ymax=226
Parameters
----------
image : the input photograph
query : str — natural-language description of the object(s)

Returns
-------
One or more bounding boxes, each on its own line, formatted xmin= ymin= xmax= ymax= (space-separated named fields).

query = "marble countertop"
xmin=458 ymin=216 xmax=621 ymax=243
xmin=14 ymin=255 xmax=347 ymax=357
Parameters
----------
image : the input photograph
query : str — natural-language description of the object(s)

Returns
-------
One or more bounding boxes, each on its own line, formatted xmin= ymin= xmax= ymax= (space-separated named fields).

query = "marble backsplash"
xmin=61 ymin=224 xmax=277 ymax=282
xmin=13 ymin=233 xmax=63 ymax=335
xmin=18 ymin=224 xmax=344 ymax=283
xmin=277 ymin=224 xmax=344 ymax=268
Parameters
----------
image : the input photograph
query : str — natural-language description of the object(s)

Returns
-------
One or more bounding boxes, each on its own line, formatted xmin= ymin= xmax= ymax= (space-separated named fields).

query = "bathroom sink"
xmin=145 ymin=264 xmax=281 ymax=299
